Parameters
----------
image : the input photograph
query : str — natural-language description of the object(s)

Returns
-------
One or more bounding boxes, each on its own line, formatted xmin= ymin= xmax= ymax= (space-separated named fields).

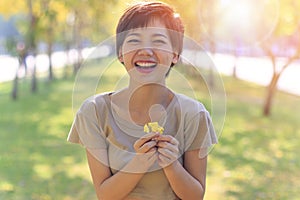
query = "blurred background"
xmin=0 ymin=0 xmax=299 ymax=199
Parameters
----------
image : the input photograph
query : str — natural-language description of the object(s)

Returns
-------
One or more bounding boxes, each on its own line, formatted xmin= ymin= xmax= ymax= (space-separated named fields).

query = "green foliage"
xmin=274 ymin=0 xmax=300 ymax=36
xmin=4 ymin=37 xmax=18 ymax=56
xmin=205 ymin=76 xmax=300 ymax=200
xmin=0 ymin=64 xmax=299 ymax=199
xmin=0 ymin=78 xmax=96 ymax=199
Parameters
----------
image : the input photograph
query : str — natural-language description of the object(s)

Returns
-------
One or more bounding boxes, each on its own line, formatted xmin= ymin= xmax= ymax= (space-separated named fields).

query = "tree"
xmin=0 ymin=1 xmax=27 ymax=98
xmin=261 ymin=0 xmax=300 ymax=116
xmin=1 ymin=0 xmax=41 ymax=93
xmin=4 ymin=37 xmax=19 ymax=100
xmin=38 ymin=0 xmax=69 ymax=81
xmin=62 ymin=0 xmax=118 ymax=75
xmin=197 ymin=0 xmax=220 ymax=87
xmin=26 ymin=0 xmax=39 ymax=92
xmin=1 ymin=0 xmax=118 ymax=89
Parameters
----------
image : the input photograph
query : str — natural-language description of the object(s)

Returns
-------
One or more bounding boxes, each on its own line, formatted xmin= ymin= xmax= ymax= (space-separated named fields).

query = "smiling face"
xmin=119 ymin=19 xmax=179 ymax=84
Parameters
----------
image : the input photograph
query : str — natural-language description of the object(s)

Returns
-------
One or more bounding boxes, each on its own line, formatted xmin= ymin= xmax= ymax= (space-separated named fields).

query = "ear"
xmin=118 ymin=48 xmax=124 ymax=63
xmin=172 ymin=53 xmax=179 ymax=64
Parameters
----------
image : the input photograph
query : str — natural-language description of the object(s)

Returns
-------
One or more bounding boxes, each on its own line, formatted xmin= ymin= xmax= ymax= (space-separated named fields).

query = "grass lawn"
xmin=0 ymin=60 xmax=299 ymax=199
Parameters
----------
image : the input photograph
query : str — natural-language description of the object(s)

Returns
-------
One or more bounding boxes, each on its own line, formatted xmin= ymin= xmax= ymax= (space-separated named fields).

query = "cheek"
xmin=122 ymin=50 xmax=134 ymax=60
xmin=122 ymin=53 xmax=135 ymax=70
xmin=157 ymin=51 xmax=175 ymax=64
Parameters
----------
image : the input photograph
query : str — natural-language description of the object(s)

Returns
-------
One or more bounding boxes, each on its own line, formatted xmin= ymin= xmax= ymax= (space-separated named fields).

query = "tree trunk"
xmin=47 ymin=41 xmax=54 ymax=81
xmin=263 ymin=73 xmax=280 ymax=116
xmin=27 ymin=0 xmax=38 ymax=93
xmin=72 ymin=10 xmax=82 ymax=75
xmin=232 ymin=47 xmax=238 ymax=79
xmin=11 ymin=45 xmax=25 ymax=100
xmin=63 ymin=42 xmax=71 ymax=79
xmin=31 ymin=57 xmax=37 ymax=92
xmin=232 ymin=64 xmax=237 ymax=78
xmin=11 ymin=70 xmax=18 ymax=100
xmin=23 ymin=53 xmax=28 ymax=77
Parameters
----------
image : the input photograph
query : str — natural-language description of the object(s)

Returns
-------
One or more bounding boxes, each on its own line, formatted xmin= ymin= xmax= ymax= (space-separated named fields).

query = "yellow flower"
xmin=144 ymin=122 xmax=164 ymax=134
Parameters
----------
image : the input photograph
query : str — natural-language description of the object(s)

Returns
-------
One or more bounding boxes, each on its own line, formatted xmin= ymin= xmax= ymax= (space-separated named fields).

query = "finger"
xmin=158 ymin=153 xmax=171 ymax=162
xmin=158 ymin=147 xmax=176 ymax=158
xmin=157 ymin=135 xmax=179 ymax=146
xmin=158 ymin=154 xmax=173 ymax=167
xmin=139 ymin=141 xmax=157 ymax=153
xmin=134 ymin=133 xmax=159 ymax=150
xmin=147 ymin=151 xmax=158 ymax=164
xmin=141 ymin=132 xmax=159 ymax=140
xmin=148 ymin=146 xmax=157 ymax=153
xmin=156 ymin=142 xmax=179 ymax=153
xmin=145 ymin=149 xmax=157 ymax=157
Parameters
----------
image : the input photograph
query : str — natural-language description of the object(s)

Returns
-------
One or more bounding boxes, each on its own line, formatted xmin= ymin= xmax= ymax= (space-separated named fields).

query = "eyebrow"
xmin=126 ymin=32 xmax=168 ymax=38
xmin=127 ymin=33 xmax=141 ymax=37
xmin=152 ymin=33 xmax=168 ymax=38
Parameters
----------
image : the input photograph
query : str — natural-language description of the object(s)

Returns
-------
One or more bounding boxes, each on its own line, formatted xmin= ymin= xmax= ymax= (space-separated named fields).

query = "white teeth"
xmin=136 ymin=62 xmax=156 ymax=68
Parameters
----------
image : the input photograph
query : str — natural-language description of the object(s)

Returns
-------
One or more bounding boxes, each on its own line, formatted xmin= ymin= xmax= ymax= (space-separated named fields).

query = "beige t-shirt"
xmin=67 ymin=92 xmax=217 ymax=200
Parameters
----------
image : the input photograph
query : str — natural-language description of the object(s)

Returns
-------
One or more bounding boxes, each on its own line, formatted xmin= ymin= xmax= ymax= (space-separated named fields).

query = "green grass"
xmin=0 ymin=61 xmax=299 ymax=199
xmin=0 ymin=77 xmax=95 ymax=200
xmin=205 ymin=76 xmax=300 ymax=200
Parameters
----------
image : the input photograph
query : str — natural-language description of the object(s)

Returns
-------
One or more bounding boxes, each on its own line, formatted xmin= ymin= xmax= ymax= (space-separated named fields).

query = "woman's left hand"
xmin=156 ymin=135 xmax=179 ymax=168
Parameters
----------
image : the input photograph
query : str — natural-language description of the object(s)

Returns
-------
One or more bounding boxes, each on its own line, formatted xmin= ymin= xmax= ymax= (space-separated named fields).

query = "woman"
xmin=68 ymin=1 xmax=217 ymax=199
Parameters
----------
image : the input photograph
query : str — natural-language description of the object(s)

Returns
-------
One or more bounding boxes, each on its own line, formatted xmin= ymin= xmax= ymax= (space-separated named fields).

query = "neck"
xmin=110 ymin=84 xmax=173 ymax=125
xmin=127 ymin=83 xmax=170 ymax=111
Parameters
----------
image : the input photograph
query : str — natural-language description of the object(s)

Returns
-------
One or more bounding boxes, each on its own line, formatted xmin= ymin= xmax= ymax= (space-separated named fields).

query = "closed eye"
xmin=153 ymin=39 xmax=167 ymax=44
xmin=127 ymin=39 xmax=140 ymax=43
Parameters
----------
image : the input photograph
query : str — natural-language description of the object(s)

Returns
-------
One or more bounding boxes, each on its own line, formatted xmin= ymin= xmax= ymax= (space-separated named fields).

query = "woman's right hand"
xmin=131 ymin=132 xmax=159 ymax=173
xmin=133 ymin=132 xmax=159 ymax=153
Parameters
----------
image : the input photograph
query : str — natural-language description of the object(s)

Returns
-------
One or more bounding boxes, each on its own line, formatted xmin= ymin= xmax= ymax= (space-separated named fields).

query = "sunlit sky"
xmin=0 ymin=0 xmax=299 ymax=95
xmin=200 ymin=0 xmax=279 ymax=46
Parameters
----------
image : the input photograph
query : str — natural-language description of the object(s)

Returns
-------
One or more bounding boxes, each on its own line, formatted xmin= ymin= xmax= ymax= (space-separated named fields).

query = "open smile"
xmin=134 ymin=61 xmax=157 ymax=73
xmin=135 ymin=61 xmax=157 ymax=68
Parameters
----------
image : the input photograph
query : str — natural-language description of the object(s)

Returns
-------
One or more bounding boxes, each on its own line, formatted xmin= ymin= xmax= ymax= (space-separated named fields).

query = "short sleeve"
xmin=184 ymin=111 xmax=218 ymax=157
xmin=67 ymin=99 xmax=107 ymax=150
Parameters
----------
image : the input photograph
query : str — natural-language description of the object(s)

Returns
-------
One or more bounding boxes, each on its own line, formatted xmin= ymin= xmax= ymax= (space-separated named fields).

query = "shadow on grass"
xmin=209 ymin=90 xmax=300 ymax=200
xmin=0 ymin=78 xmax=96 ymax=199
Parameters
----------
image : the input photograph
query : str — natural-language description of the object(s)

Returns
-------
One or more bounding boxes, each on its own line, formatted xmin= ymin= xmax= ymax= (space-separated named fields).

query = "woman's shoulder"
xmin=174 ymin=93 xmax=207 ymax=114
xmin=78 ymin=92 xmax=112 ymax=114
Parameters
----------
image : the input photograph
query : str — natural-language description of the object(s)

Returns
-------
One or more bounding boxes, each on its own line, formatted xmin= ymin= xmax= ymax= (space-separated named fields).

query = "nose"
xmin=137 ymin=47 xmax=154 ymax=56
